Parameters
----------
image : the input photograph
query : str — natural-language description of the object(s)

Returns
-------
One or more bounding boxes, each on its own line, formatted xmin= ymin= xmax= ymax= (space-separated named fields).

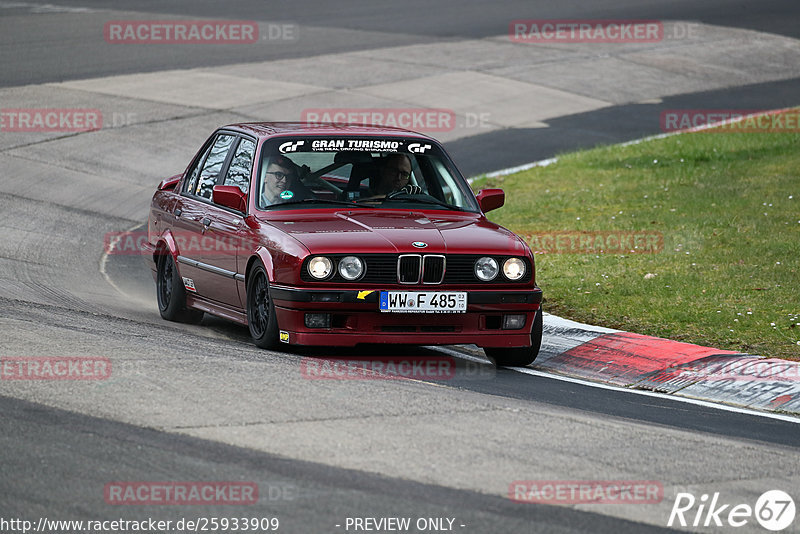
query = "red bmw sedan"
xmin=144 ymin=123 xmax=543 ymax=366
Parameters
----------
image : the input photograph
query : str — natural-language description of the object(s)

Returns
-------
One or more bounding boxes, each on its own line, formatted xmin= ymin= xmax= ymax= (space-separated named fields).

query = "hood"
xmin=262 ymin=210 xmax=529 ymax=256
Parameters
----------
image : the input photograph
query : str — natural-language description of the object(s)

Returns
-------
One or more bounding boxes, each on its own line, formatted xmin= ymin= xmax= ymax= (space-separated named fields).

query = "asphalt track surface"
xmin=1 ymin=2 xmax=799 ymax=533
xmin=3 ymin=0 xmax=800 ymax=175
xmin=3 ymin=0 xmax=800 ymax=88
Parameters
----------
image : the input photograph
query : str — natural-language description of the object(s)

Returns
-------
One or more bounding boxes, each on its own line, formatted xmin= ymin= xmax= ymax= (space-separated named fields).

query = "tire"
xmin=484 ymin=308 xmax=543 ymax=367
xmin=156 ymin=253 xmax=204 ymax=324
xmin=246 ymin=263 xmax=279 ymax=349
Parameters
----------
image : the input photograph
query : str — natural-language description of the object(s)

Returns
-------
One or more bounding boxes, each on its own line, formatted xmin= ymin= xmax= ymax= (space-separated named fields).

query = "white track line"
xmin=429 ymin=345 xmax=800 ymax=422
xmin=509 ymin=367 xmax=800 ymax=424
xmin=99 ymin=221 xmax=145 ymax=299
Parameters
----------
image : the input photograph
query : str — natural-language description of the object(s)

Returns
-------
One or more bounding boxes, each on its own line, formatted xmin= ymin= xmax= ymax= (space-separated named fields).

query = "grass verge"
xmin=472 ymin=110 xmax=800 ymax=359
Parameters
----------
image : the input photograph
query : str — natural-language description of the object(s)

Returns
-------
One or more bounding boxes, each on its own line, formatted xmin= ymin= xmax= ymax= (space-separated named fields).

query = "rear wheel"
xmin=247 ymin=264 xmax=279 ymax=349
xmin=156 ymin=253 xmax=204 ymax=324
xmin=484 ymin=308 xmax=543 ymax=367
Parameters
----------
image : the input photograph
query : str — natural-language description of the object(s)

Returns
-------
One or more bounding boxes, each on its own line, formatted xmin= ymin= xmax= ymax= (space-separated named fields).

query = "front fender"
xmin=152 ymin=229 xmax=180 ymax=266
xmin=246 ymin=247 xmax=275 ymax=286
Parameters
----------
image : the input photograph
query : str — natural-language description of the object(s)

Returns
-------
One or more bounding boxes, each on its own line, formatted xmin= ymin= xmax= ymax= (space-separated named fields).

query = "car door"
xmin=196 ymin=136 xmax=257 ymax=308
xmin=173 ymin=132 xmax=236 ymax=300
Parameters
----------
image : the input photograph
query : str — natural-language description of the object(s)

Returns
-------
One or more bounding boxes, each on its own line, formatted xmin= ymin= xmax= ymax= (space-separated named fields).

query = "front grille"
xmin=422 ymin=255 xmax=445 ymax=284
xmin=399 ymin=254 xmax=445 ymax=284
xmin=301 ymin=254 xmax=531 ymax=284
xmin=398 ymin=255 xmax=421 ymax=284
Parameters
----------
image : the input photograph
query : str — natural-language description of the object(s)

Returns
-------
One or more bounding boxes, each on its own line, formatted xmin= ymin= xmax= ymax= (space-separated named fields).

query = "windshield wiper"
xmin=263 ymin=198 xmax=367 ymax=209
xmin=380 ymin=194 xmax=465 ymax=211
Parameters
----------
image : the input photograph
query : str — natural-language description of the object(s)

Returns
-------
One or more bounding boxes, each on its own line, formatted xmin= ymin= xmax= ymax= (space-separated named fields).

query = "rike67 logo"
xmin=669 ymin=490 xmax=795 ymax=531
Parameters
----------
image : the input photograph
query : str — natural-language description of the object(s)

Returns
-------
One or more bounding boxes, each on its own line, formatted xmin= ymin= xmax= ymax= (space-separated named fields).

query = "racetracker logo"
xmin=104 ymin=482 xmax=258 ymax=505
xmin=104 ymin=230 xmax=259 ymax=256
xmin=300 ymin=357 xmax=456 ymax=381
xmin=301 ymin=108 xmax=457 ymax=132
xmin=660 ymin=109 xmax=800 ymax=133
xmin=659 ymin=359 xmax=800 ymax=382
xmin=104 ymin=20 xmax=259 ymax=44
xmin=509 ymin=480 xmax=663 ymax=504
xmin=1 ymin=357 xmax=111 ymax=380
xmin=0 ymin=108 xmax=102 ymax=132
xmin=523 ymin=231 xmax=663 ymax=254
xmin=510 ymin=20 xmax=663 ymax=43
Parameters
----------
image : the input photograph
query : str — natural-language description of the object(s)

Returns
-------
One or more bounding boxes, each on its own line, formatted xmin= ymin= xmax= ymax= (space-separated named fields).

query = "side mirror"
xmin=212 ymin=185 xmax=247 ymax=213
xmin=475 ymin=188 xmax=505 ymax=213
xmin=157 ymin=174 xmax=181 ymax=191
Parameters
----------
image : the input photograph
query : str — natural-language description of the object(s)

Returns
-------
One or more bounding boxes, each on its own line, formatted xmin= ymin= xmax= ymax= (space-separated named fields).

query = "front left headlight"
xmin=475 ymin=256 xmax=499 ymax=281
xmin=338 ymin=256 xmax=364 ymax=280
xmin=503 ymin=257 xmax=526 ymax=280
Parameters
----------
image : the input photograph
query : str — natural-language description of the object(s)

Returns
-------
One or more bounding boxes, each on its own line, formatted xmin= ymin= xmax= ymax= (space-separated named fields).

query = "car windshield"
xmin=255 ymin=136 xmax=480 ymax=212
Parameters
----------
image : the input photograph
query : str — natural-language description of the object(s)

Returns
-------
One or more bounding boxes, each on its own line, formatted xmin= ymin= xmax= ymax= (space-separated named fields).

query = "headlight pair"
xmin=307 ymin=256 xmax=364 ymax=281
xmin=474 ymin=257 xmax=526 ymax=281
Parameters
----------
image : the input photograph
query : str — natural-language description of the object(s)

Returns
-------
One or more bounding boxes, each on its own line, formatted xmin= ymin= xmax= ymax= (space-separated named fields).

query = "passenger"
xmin=261 ymin=154 xmax=313 ymax=205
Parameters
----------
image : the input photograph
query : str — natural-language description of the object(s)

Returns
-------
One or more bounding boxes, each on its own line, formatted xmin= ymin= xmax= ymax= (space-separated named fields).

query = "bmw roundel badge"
xmin=412 ymin=241 xmax=428 ymax=248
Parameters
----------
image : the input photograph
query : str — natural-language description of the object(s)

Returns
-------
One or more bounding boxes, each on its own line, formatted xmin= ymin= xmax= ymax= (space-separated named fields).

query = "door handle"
xmin=201 ymin=217 xmax=212 ymax=234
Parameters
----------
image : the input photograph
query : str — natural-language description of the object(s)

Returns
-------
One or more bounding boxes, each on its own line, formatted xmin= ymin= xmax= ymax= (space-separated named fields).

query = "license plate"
xmin=379 ymin=291 xmax=467 ymax=313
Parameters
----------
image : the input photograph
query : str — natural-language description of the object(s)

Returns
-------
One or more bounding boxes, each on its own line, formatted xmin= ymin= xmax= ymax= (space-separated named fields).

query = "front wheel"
xmin=484 ymin=308 xmax=543 ymax=367
xmin=156 ymin=253 xmax=204 ymax=324
xmin=246 ymin=264 xmax=279 ymax=349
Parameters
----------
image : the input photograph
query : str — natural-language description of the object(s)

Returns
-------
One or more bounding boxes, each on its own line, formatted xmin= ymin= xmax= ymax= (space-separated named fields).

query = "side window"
xmin=222 ymin=138 xmax=255 ymax=194
xmin=196 ymin=134 xmax=235 ymax=199
xmin=427 ymin=157 xmax=468 ymax=206
xmin=183 ymin=144 xmax=212 ymax=195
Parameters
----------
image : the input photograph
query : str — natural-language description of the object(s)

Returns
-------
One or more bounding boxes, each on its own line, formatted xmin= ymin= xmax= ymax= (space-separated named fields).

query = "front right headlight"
xmin=307 ymin=256 xmax=333 ymax=279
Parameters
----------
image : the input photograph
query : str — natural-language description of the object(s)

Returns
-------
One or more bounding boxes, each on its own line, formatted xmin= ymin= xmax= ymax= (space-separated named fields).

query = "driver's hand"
xmin=400 ymin=184 xmax=422 ymax=195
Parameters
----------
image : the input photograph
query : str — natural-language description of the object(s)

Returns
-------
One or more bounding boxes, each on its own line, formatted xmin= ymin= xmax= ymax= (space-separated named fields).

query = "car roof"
xmin=220 ymin=122 xmax=435 ymax=140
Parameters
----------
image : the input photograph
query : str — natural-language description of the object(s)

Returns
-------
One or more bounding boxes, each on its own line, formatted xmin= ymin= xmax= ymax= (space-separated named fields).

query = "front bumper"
xmin=270 ymin=286 xmax=542 ymax=348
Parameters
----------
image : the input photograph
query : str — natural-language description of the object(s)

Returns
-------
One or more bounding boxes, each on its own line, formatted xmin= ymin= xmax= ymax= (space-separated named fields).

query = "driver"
xmin=369 ymin=153 xmax=422 ymax=197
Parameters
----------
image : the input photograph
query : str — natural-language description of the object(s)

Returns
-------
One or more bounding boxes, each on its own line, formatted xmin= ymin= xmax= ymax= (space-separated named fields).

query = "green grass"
xmin=472 ymin=111 xmax=800 ymax=359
